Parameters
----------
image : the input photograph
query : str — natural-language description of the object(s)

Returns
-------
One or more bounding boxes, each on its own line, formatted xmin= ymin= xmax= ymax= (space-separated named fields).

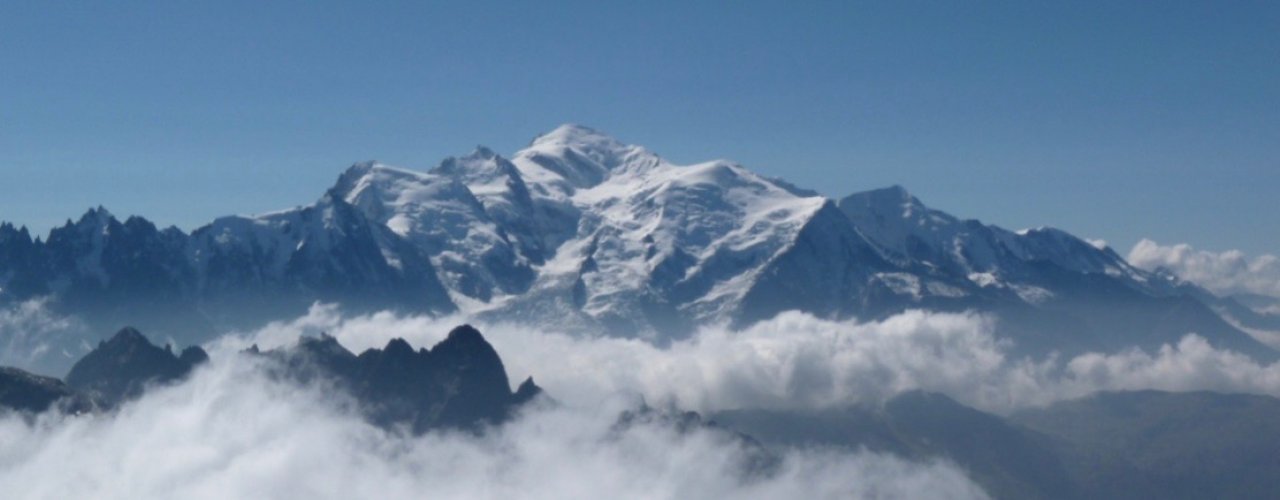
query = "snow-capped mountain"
xmin=188 ymin=191 xmax=455 ymax=327
xmin=0 ymin=195 xmax=454 ymax=343
xmin=331 ymin=160 xmax=533 ymax=305
xmin=0 ymin=124 xmax=1272 ymax=360
xmin=423 ymin=125 xmax=902 ymax=337
xmin=838 ymin=185 xmax=1273 ymax=358
xmin=838 ymin=186 xmax=1164 ymax=304
xmin=319 ymin=125 xmax=906 ymax=338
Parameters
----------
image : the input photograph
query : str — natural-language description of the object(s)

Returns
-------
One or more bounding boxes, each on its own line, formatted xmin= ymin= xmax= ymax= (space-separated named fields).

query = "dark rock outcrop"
xmin=0 ymin=366 xmax=93 ymax=414
xmin=2 ymin=324 xmax=540 ymax=434
xmin=65 ymin=327 xmax=207 ymax=405
xmin=256 ymin=324 xmax=542 ymax=433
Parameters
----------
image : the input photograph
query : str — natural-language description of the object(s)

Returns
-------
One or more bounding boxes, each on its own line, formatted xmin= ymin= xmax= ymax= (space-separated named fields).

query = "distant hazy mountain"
xmin=715 ymin=390 xmax=1280 ymax=500
xmin=0 ymin=124 xmax=1271 ymax=361
xmin=1011 ymin=390 xmax=1280 ymax=499
xmin=713 ymin=392 xmax=1077 ymax=500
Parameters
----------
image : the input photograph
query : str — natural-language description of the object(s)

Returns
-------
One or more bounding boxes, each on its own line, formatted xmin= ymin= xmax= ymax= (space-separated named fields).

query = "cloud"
xmin=13 ymin=304 xmax=1280 ymax=498
xmin=1128 ymin=239 xmax=1280 ymax=299
xmin=0 ymin=354 xmax=988 ymax=500
xmin=0 ymin=298 xmax=94 ymax=376
xmin=1061 ymin=335 xmax=1280 ymax=395
xmin=220 ymin=304 xmax=1280 ymax=415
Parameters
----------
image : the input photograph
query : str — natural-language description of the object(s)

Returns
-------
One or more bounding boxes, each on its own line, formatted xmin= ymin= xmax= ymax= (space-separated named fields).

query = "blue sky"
xmin=2 ymin=1 xmax=1277 ymax=255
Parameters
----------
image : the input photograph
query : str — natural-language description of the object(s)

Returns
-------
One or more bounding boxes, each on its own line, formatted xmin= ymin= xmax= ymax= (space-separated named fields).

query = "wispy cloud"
xmin=0 ymin=298 xmax=93 ymax=376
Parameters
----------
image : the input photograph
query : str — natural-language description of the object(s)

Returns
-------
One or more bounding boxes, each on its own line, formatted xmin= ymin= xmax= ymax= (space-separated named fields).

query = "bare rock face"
xmin=65 ymin=327 xmax=207 ymax=405
xmin=4 ymin=324 xmax=541 ymax=434
xmin=256 ymin=324 xmax=542 ymax=433
xmin=0 ymin=366 xmax=93 ymax=414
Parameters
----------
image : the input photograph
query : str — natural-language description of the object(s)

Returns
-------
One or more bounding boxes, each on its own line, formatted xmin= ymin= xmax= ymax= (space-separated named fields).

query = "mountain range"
xmin=1 ymin=325 xmax=539 ymax=433
xmin=0 ymin=124 xmax=1274 ymax=367
xmin=716 ymin=389 xmax=1280 ymax=499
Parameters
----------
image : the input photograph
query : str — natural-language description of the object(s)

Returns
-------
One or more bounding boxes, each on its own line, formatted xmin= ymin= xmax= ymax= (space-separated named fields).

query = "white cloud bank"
xmin=1128 ymin=239 xmax=1280 ymax=301
xmin=223 ymin=305 xmax=1280 ymax=415
xmin=11 ymin=304 xmax=1280 ymax=498
xmin=0 ymin=353 xmax=986 ymax=500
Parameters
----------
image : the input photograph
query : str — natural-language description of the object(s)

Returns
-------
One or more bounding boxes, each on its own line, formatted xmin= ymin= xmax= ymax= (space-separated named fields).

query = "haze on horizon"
xmin=1 ymin=1 xmax=1276 ymax=257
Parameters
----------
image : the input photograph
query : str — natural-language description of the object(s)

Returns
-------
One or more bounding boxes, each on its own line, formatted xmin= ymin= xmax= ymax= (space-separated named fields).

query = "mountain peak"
xmin=332 ymin=161 xmax=384 ymax=194
xmin=105 ymin=326 xmax=147 ymax=346
xmin=521 ymin=124 xmax=651 ymax=170
xmin=85 ymin=205 xmax=113 ymax=217
xmin=67 ymin=327 xmax=206 ymax=405
xmin=530 ymin=124 xmax=614 ymax=147
xmin=860 ymin=185 xmax=918 ymax=206
xmin=298 ymin=333 xmax=351 ymax=357
xmin=249 ymin=324 xmax=538 ymax=433
xmin=876 ymin=184 xmax=912 ymax=199
xmin=68 ymin=206 xmax=118 ymax=230
xmin=433 ymin=146 xmax=515 ymax=178
xmin=442 ymin=324 xmax=485 ymax=344
xmin=838 ymin=185 xmax=936 ymax=224
xmin=383 ymin=337 xmax=416 ymax=357
xmin=0 ymin=223 xmax=32 ymax=244
xmin=82 ymin=205 xmax=115 ymax=220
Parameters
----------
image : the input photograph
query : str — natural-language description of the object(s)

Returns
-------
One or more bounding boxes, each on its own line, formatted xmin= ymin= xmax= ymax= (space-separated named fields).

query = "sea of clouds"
xmin=0 ymin=318 xmax=986 ymax=500
xmin=8 ymin=299 xmax=1280 ymax=498
xmin=222 ymin=304 xmax=1280 ymax=415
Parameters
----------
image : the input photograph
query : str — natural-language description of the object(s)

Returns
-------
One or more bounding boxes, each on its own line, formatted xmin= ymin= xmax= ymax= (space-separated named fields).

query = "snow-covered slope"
xmin=330 ymin=161 xmax=532 ymax=304
xmin=310 ymin=125 xmax=903 ymax=337
xmin=837 ymin=186 xmax=1274 ymax=359
xmin=837 ymin=186 xmax=1163 ymax=304
xmin=522 ymin=157 xmax=843 ymax=335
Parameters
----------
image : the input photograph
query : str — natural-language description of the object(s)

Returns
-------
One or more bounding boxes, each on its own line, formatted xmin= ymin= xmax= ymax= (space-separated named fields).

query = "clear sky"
xmin=2 ymin=1 xmax=1277 ymax=255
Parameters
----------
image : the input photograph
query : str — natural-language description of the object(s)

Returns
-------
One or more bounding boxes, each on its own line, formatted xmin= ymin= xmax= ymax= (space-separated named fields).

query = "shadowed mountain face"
xmin=0 ymin=199 xmax=456 ymax=353
xmin=713 ymin=392 xmax=1077 ymax=500
xmin=255 ymin=324 xmax=541 ymax=432
xmin=3 ymin=325 xmax=541 ymax=434
xmin=714 ymin=390 xmax=1280 ymax=500
xmin=65 ymin=327 xmax=208 ymax=405
xmin=0 ymin=367 xmax=91 ymax=414
xmin=1011 ymin=391 xmax=1280 ymax=500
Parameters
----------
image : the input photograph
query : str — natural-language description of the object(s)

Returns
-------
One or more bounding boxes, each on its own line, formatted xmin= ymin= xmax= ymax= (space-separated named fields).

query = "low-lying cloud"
xmin=224 ymin=305 xmax=1280 ymax=415
xmin=0 ymin=353 xmax=986 ymax=500
xmin=11 ymin=304 xmax=1280 ymax=498
xmin=0 ymin=298 xmax=92 ymax=376
xmin=1128 ymin=239 xmax=1280 ymax=301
